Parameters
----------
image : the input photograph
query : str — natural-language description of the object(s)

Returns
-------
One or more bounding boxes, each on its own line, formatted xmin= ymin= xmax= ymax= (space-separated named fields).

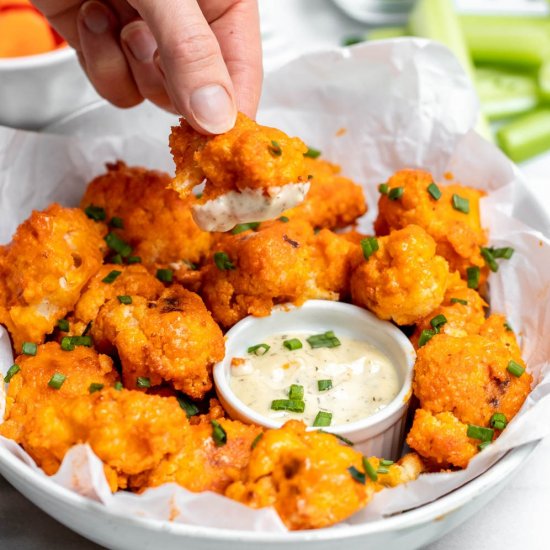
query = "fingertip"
xmin=188 ymin=84 xmax=237 ymax=135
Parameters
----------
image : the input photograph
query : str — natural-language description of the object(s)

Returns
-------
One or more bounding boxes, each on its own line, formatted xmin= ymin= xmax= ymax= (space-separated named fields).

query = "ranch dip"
xmin=229 ymin=331 xmax=400 ymax=427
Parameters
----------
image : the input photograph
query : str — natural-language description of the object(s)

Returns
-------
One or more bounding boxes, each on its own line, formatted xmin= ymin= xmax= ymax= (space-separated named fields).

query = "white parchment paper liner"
xmin=1 ymin=39 xmax=549 ymax=530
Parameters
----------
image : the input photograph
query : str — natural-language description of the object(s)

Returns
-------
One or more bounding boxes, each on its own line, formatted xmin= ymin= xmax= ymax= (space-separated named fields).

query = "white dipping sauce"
xmin=229 ymin=332 xmax=400 ymax=426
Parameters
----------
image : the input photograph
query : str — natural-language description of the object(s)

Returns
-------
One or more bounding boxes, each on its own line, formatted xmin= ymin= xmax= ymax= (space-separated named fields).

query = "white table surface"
xmin=1 ymin=1 xmax=549 ymax=549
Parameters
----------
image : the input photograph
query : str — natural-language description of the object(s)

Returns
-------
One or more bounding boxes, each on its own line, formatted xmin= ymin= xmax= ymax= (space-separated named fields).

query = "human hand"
xmin=32 ymin=0 xmax=263 ymax=134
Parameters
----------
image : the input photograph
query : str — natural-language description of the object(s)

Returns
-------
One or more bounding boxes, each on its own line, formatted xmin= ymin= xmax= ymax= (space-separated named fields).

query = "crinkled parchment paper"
xmin=0 ymin=39 xmax=549 ymax=530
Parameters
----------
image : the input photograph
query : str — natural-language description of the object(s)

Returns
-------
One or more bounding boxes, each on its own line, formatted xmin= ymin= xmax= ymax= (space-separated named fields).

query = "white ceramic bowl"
xmin=214 ymin=300 xmax=416 ymax=459
xmin=0 ymin=46 xmax=97 ymax=129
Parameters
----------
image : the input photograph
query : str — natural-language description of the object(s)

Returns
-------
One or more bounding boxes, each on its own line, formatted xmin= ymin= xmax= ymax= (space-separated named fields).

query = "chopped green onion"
xmin=114 ymin=381 xmax=123 ymax=391
xmin=452 ymin=194 xmax=470 ymax=214
xmin=317 ymin=379 xmax=333 ymax=392
xmin=104 ymin=232 xmax=132 ymax=257
xmin=127 ymin=256 xmax=142 ymax=264
xmin=288 ymin=384 xmax=304 ymax=400
xmin=21 ymin=342 xmax=37 ymax=356
xmin=251 ymin=433 xmax=263 ymax=449
xmin=304 ymin=146 xmax=321 ymax=159
xmin=57 ymin=319 xmax=70 ymax=332
xmin=109 ymin=254 xmax=123 ymax=265
xmin=60 ymin=335 xmax=92 ymax=351
xmin=279 ymin=216 xmax=289 ymax=223
xmin=270 ymin=399 xmax=305 ymax=413
xmin=88 ymin=383 xmax=104 ymax=394
xmin=348 ymin=466 xmax=366 ymax=484
xmin=467 ymin=424 xmax=494 ymax=442
xmin=211 ymin=420 xmax=227 ymax=446
xmin=427 ymin=182 xmax=442 ymax=200
xmin=231 ymin=222 xmax=260 ymax=235
xmin=378 ymin=183 xmax=389 ymax=195
xmin=284 ymin=338 xmax=302 ymax=351
xmin=450 ymin=298 xmax=468 ymax=306
xmin=507 ymin=360 xmax=525 ymax=377
xmin=490 ymin=412 xmax=507 ymax=431
xmin=491 ymin=247 xmax=514 ymax=260
xmin=268 ymin=140 xmax=282 ymax=157
xmin=307 ymin=331 xmax=341 ymax=349
xmin=84 ymin=205 xmax=106 ymax=222
xmin=136 ymin=376 xmax=151 ymax=389
xmin=418 ymin=328 xmax=436 ymax=348
xmin=117 ymin=295 xmax=132 ymax=305
xmin=4 ymin=364 xmax=20 ymax=383
xmin=379 ymin=459 xmax=394 ymax=466
xmin=430 ymin=314 xmax=447 ymax=333
xmin=363 ymin=457 xmax=378 ymax=482
xmin=377 ymin=466 xmax=390 ymax=474
xmin=480 ymin=247 xmax=499 ymax=273
xmin=156 ymin=269 xmax=173 ymax=283
xmin=102 ymin=270 xmax=122 ymax=284
xmin=466 ymin=266 xmax=480 ymax=289
xmin=360 ymin=237 xmax=379 ymax=260
xmin=214 ymin=251 xmax=235 ymax=271
xmin=388 ymin=187 xmax=404 ymax=201
xmin=109 ymin=217 xmax=124 ymax=229
xmin=504 ymin=321 xmax=513 ymax=332
xmin=318 ymin=429 xmax=354 ymax=446
xmin=247 ymin=343 xmax=270 ymax=356
xmin=313 ymin=411 xmax=332 ymax=427
xmin=342 ymin=36 xmax=364 ymax=47
xmin=48 ymin=372 xmax=66 ymax=389
xmin=177 ymin=395 xmax=199 ymax=418
xmin=478 ymin=441 xmax=491 ymax=451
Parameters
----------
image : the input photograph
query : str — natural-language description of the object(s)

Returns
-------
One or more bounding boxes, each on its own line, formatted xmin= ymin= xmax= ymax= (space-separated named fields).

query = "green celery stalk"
xmin=497 ymin=109 xmax=550 ymax=162
xmin=368 ymin=26 xmax=409 ymax=41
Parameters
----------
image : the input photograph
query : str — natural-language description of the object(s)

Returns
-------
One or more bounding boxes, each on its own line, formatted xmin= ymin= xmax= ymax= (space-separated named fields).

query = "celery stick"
xmin=460 ymin=15 xmax=550 ymax=67
xmin=368 ymin=26 xmax=409 ymax=41
xmin=497 ymin=109 xmax=550 ymax=163
xmin=539 ymin=62 xmax=550 ymax=103
xmin=476 ymin=67 xmax=539 ymax=120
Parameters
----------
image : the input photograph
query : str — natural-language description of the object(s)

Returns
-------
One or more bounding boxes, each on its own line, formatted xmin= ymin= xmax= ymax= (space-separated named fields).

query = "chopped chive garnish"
xmin=211 ymin=420 xmax=227 ymax=446
xmin=430 ymin=314 xmax=447 ymax=333
xmin=480 ymin=247 xmax=499 ymax=272
xmin=109 ymin=254 xmax=123 ymax=265
xmin=418 ymin=328 xmax=435 ymax=348
xmin=21 ymin=342 xmax=37 ymax=356
xmin=4 ymin=364 xmax=20 ymax=383
xmin=342 ymin=35 xmax=363 ymax=46
xmin=60 ymin=337 xmax=74 ymax=351
xmin=109 ymin=217 xmax=124 ymax=229
xmin=214 ymin=251 xmax=235 ymax=271
xmin=84 ymin=205 xmax=106 ymax=221
xmin=307 ymin=331 xmax=341 ymax=349
xmin=251 ymin=433 xmax=263 ymax=449
xmin=490 ymin=412 xmax=507 ymax=431
xmin=136 ymin=376 xmax=151 ymax=389
xmin=288 ymin=384 xmax=304 ymax=400
xmin=231 ymin=222 xmax=260 ymax=235
xmin=348 ymin=466 xmax=366 ymax=484
xmin=379 ymin=459 xmax=394 ymax=467
xmin=127 ymin=256 xmax=142 ymax=264
xmin=89 ymin=383 xmax=104 ymax=394
xmin=268 ymin=140 xmax=282 ymax=157
xmin=60 ymin=335 xmax=92 ymax=351
xmin=317 ymin=379 xmax=333 ymax=392
xmin=450 ymin=297 xmax=468 ymax=305
xmin=478 ymin=441 xmax=491 ymax=451
xmin=378 ymin=183 xmax=389 ymax=195
xmin=156 ymin=269 xmax=173 ymax=283
xmin=304 ymin=146 xmax=321 ymax=159
xmin=363 ymin=457 xmax=378 ymax=481
xmin=507 ymin=360 xmax=525 ymax=377
xmin=312 ymin=411 xmax=332 ymax=427
xmin=466 ymin=266 xmax=480 ymax=289
xmin=360 ymin=237 xmax=379 ymax=260
xmin=491 ymin=247 xmax=514 ymax=259
xmin=427 ymin=182 xmax=442 ymax=200
xmin=57 ymin=319 xmax=70 ymax=332
xmin=452 ymin=194 xmax=470 ymax=213
xmin=279 ymin=216 xmax=289 ymax=223
xmin=104 ymin=232 xmax=132 ymax=257
xmin=102 ymin=270 xmax=122 ymax=284
xmin=467 ymin=424 xmax=494 ymax=442
xmin=283 ymin=338 xmax=302 ymax=351
xmin=504 ymin=321 xmax=513 ymax=332
xmin=48 ymin=372 xmax=66 ymax=389
xmin=388 ymin=187 xmax=404 ymax=201
xmin=195 ymin=192 xmax=203 ymax=199
xmin=177 ymin=395 xmax=199 ymax=417
xmin=247 ymin=343 xmax=270 ymax=355
xmin=377 ymin=467 xmax=389 ymax=474
xmin=114 ymin=381 xmax=123 ymax=391
xmin=270 ymin=399 xmax=305 ymax=413
xmin=117 ymin=295 xmax=132 ymax=305
xmin=318 ymin=429 xmax=354 ymax=446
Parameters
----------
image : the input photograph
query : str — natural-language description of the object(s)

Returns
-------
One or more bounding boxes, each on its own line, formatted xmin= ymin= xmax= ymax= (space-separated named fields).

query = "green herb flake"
xmin=388 ymin=187 xmax=404 ymax=201
xmin=84 ymin=205 xmax=106 ymax=222
xmin=317 ymin=379 xmax=333 ymax=392
xmin=452 ymin=193 xmax=470 ymax=214
xmin=450 ymin=298 xmax=468 ymax=306
xmin=21 ymin=342 xmax=37 ymax=356
xmin=312 ymin=411 xmax=332 ymax=427
xmin=304 ymin=146 xmax=321 ymax=159
xmin=156 ymin=269 xmax=173 ymax=283
xmin=48 ymin=372 xmax=66 ymax=390
xmin=214 ymin=251 xmax=235 ymax=271
xmin=268 ymin=140 xmax=282 ymax=157
xmin=360 ymin=236 xmax=379 ymax=260
xmin=136 ymin=376 xmax=151 ymax=389
xmin=88 ymin=383 xmax=104 ymax=394
xmin=117 ymin=295 xmax=132 ymax=305
xmin=211 ymin=419 xmax=227 ymax=446
xmin=57 ymin=319 xmax=70 ymax=332
xmin=247 ymin=343 xmax=270 ymax=356
xmin=284 ymin=338 xmax=303 ymax=351
xmin=4 ymin=364 xmax=20 ymax=383
xmin=231 ymin=222 xmax=260 ymax=235
xmin=466 ymin=266 xmax=480 ymax=289
xmin=177 ymin=395 xmax=199 ymax=418
xmin=270 ymin=399 xmax=305 ymax=413
xmin=427 ymin=182 xmax=442 ymax=200
xmin=418 ymin=328 xmax=436 ymax=348
xmin=109 ymin=217 xmax=124 ymax=229
xmin=348 ymin=465 xmax=366 ymax=484
xmin=104 ymin=232 xmax=132 ymax=257
xmin=102 ymin=270 xmax=122 ymax=284
xmin=307 ymin=331 xmax=341 ymax=349
xmin=363 ymin=457 xmax=378 ymax=481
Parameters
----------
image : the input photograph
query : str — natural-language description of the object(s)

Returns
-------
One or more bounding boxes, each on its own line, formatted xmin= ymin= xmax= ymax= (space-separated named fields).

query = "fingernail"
xmin=121 ymin=22 xmax=157 ymax=63
xmin=81 ymin=1 xmax=110 ymax=34
xmin=190 ymin=85 xmax=236 ymax=134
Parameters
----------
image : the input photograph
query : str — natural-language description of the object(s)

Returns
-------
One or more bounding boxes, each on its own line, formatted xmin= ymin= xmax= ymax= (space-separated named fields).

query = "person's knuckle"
xmin=168 ymin=27 xmax=220 ymax=69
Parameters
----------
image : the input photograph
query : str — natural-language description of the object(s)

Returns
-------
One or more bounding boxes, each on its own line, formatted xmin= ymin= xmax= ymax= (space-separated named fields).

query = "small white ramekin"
xmin=213 ymin=300 xmax=416 ymax=460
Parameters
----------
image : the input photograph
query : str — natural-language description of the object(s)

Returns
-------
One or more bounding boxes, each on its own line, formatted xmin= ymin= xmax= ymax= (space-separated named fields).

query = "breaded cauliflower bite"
xmin=350 ymin=224 xmax=450 ymax=325
xmin=80 ymin=162 xmax=211 ymax=267
xmin=225 ymin=420 xmax=423 ymax=530
xmin=200 ymin=219 xmax=354 ymax=328
xmin=0 ymin=204 xmax=104 ymax=349
xmin=375 ymin=169 xmax=487 ymax=280
xmin=169 ymin=113 xmax=311 ymax=231
xmin=92 ymin=285 xmax=224 ymax=399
